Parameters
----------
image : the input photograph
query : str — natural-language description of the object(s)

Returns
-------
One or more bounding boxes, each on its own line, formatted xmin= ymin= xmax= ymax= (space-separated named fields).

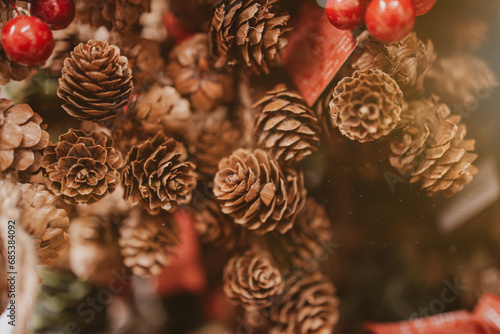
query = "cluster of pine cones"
xmin=0 ymin=0 xmax=498 ymax=333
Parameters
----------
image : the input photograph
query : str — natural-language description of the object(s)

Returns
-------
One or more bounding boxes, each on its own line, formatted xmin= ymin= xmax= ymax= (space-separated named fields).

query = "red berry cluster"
xmin=326 ymin=0 xmax=437 ymax=42
xmin=1 ymin=0 xmax=75 ymax=66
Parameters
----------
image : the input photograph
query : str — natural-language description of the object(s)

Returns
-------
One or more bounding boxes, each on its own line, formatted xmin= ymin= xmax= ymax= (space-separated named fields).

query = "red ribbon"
xmin=366 ymin=294 xmax=500 ymax=334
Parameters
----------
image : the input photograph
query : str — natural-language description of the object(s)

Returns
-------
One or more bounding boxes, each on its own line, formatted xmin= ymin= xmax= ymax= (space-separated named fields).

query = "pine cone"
xmin=42 ymin=129 xmax=123 ymax=204
xmin=69 ymin=188 xmax=128 ymax=287
xmin=223 ymin=249 xmax=284 ymax=310
xmin=426 ymin=55 xmax=498 ymax=110
xmin=329 ymin=69 xmax=403 ymax=143
xmin=209 ymin=0 xmax=291 ymax=74
xmin=43 ymin=24 xmax=80 ymax=76
xmin=57 ymin=40 xmax=133 ymax=121
xmin=18 ymin=183 xmax=70 ymax=266
xmin=119 ymin=208 xmax=179 ymax=276
xmin=75 ymin=0 xmax=110 ymax=29
xmin=0 ymin=99 xmax=50 ymax=181
xmin=167 ymin=34 xmax=235 ymax=112
xmin=254 ymin=85 xmax=320 ymax=166
xmin=102 ymin=0 xmax=151 ymax=31
xmin=122 ymin=132 xmax=198 ymax=214
xmin=270 ymin=271 xmax=340 ymax=334
xmin=352 ymin=31 xmax=436 ymax=96
xmin=213 ymin=148 xmax=306 ymax=235
xmin=389 ymin=96 xmax=478 ymax=197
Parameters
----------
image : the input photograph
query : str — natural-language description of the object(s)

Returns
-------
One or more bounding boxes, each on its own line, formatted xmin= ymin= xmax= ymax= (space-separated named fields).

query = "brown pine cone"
xmin=69 ymin=188 xmax=128 ymax=287
xmin=122 ymin=132 xmax=198 ymax=214
xmin=389 ymin=96 xmax=478 ymax=197
xmin=43 ymin=24 xmax=80 ymax=77
xmin=270 ymin=271 xmax=340 ymax=334
xmin=119 ymin=208 xmax=179 ymax=276
xmin=18 ymin=183 xmax=70 ymax=266
xmin=329 ymin=69 xmax=403 ymax=143
xmin=213 ymin=148 xmax=306 ymax=235
xmin=425 ymin=55 xmax=498 ymax=110
xmin=254 ymin=85 xmax=320 ymax=166
xmin=223 ymin=249 xmax=284 ymax=310
xmin=75 ymin=0 xmax=110 ymax=29
xmin=209 ymin=0 xmax=291 ymax=74
xmin=167 ymin=34 xmax=235 ymax=112
xmin=351 ymin=31 xmax=436 ymax=96
xmin=42 ymin=129 xmax=123 ymax=204
xmin=0 ymin=99 xmax=50 ymax=181
xmin=57 ymin=40 xmax=133 ymax=121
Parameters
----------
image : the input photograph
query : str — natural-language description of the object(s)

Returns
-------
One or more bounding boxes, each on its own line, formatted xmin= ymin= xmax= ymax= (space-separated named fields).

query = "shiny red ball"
xmin=365 ymin=0 xmax=416 ymax=42
xmin=411 ymin=0 xmax=436 ymax=16
xmin=1 ymin=16 xmax=54 ymax=66
xmin=326 ymin=0 xmax=369 ymax=31
xmin=30 ymin=0 xmax=75 ymax=30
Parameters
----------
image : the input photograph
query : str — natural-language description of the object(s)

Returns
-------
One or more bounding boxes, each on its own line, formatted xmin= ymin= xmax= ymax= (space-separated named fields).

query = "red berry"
xmin=1 ymin=16 xmax=54 ymax=66
xmin=326 ymin=0 xmax=369 ymax=31
xmin=365 ymin=0 xmax=416 ymax=42
xmin=30 ymin=0 xmax=75 ymax=30
xmin=411 ymin=0 xmax=436 ymax=16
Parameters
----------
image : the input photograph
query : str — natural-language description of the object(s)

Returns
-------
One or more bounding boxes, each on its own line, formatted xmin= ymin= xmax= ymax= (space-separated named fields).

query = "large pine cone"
xmin=0 ymin=99 xmax=50 ymax=181
xmin=122 ymin=132 xmax=198 ymax=214
xmin=254 ymin=85 xmax=320 ymax=166
xmin=223 ymin=249 xmax=284 ymax=310
xmin=42 ymin=129 xmax=123 ymax=204
xmin=351 ymin=31 xmax=436 ymax=96
xmin=168 ymin=34 xmax=235 ymax=112
xmin=119 ymin=208 xmax=179 ymax=276
xmin=425 ymin=55 xmax=498 ymax=110
xmin=209 ymin=0 xmax=291 ymax=74
xmin=389 ymin=96 xmax=478 ymax=197
xmin=270 ymin=271 xmax=340 ymax=334
xmin=329 ymin=69 xmax=403 ymax=143
xmin=57 ymin=40 xmax=133 ymax=121
xmin=18 ymin=183 xmax=70 ymax=266
xmin=214 ymin=148 xmax=307 ymax=235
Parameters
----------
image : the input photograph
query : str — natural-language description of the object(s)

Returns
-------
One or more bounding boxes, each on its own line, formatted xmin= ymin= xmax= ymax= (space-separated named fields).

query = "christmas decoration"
xmin=411 ymin=0 xmax=437 ymax=16
xmin=325 ymin=0 xmax=369 ymax=31
xmin=329 ymin=69 xmax=404 ymax=142
xmin=365 ymin=0 xmax=416 ymax=42
xmin=57 ymin=39 xmax=133 ymax=121
xmin=30 ymin=0 xmax=76 ymax=30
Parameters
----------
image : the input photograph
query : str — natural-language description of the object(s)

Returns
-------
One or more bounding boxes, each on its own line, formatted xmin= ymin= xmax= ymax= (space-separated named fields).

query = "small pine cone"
xmin=102 ymin=0 xmax=151 ymax=32
xmin=270 ymin=271 xmax=340 ymax=334
xmin=122 ymin=132 xmax=198 ymax=214
xmin=352 ymin=31 xmax=436 ymax=96
xmin=329 ymin=69 xmax=403 ymax=143
xmin=209 ymin=0 xmax=291 ymax=74
xmin=69 ymin=188 xmax=128 ymax=287
xmin=131 ymin=84 xmax=192 ymax=139
xmin=118 ymin=37 xmax=164 ymax=88
xmin=223 ymin=249 xmax=284 ymax=310
xmin=42 ymin=129 xmax=123 ymax=204
xmin=167 ymin=34 xmax=235 ymax=112
xmin=426 ymin=55 xmax=498 ymax=110
xmin=254 ymin=85 xmax=320 ymax=166
xmin=18 ymin=183 xmax=70 ymax=266
xmin=43 ymin=24 xmax=80 ymax=76
xmin=213 ymin=148 xmax=306 ymax=235
xmin=119 ymin=208 xmax=179 ymax=276
xmin=389 ymin=96 xmax=478 ymax=197
xmin=57 ymin=40 xmax=133 ymax=121
xmin=0 ymin=99 xmax=50 ymax=181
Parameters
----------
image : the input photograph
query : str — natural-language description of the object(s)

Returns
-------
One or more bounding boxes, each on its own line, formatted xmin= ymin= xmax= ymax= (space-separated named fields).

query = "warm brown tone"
xmin=352 ymin=31 xmax=436 ymax=96
xmin=43 ymin=25 xmax=80 ymax=76
xmin=119 ymin=208 xmax=179 ymax=276
xmin=42 ymin=129 xmax=123 ymax=204
xmin=389 ymin=96 xmax=478 ymax=197
xmin=18 ymin=183 xmax=70 ymax=266
xmin=209 ymin=0 xmax=290 ymax=74
xmin=270 ymin=271 xmax=340 ymax=334
xmin=330 ymin=69 xmax=403 ymax=143
xmin=122 ymin=132 xmax=197 ymax=214
xmin=254 ymin=85 xmax=320 ymax=166
xmin=168 ymin=34 xmax=235 ymax=112
xmin=213 ymin=148 xmax=306 ymax=235
xmin=168 ymin=0 xmax=212 ymax=31
xmin=0 ymin=99 xmax=49 ymax=181
xmin=57 ymin=40 xmax=133 ymax=121
xmin=223 ymin=248 xmax=284 ymax=310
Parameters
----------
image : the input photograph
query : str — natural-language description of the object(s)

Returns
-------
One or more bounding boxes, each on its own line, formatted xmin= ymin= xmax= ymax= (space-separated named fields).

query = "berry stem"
xmin=8 ymin=0 xmax=20 ymax=15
